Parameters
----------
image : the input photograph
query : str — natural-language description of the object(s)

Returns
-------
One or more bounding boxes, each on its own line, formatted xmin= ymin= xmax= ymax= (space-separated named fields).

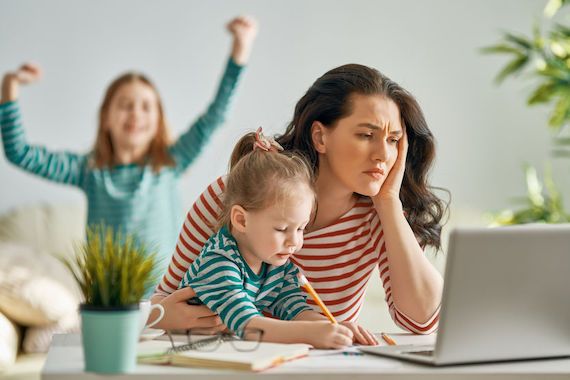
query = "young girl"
xmin=152 ymin=64 xmax=445 ymax=342
xmin=0 ymin=16 xmax=257 ymax=283
xmin=178 ymin=128 xmax=374 ymax=349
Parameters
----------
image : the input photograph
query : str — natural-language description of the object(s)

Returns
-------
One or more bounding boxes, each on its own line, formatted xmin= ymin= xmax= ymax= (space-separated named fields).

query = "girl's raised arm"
xmin=169 ymin=16 xmax=257 ymax=172
xmin=1 ymin=64 xmax=86 ymax=187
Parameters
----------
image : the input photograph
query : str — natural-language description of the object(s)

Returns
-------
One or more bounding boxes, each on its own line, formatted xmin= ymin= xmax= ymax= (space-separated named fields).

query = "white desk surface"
xmin=42 ymin=333 xmax=570 ymax=380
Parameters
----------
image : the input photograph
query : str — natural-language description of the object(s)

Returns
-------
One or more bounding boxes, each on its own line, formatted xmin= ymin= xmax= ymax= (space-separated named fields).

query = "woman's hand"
xmin=339 ymin=321 xmax=379 ymax=345
xmin=2 ymin=63 xmax=43 ymax=103
xmin=373 ymin=128 xmax=408 ymax=205
xmin=227 ymin=15 xmax=258 ymax=65
xmin=151 ymin=287 xmax=226 ymax=333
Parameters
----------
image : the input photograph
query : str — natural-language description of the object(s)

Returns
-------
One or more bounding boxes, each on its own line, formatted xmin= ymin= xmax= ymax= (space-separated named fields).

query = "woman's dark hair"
xmin=275 ymin=64 xmax=448 ymax=250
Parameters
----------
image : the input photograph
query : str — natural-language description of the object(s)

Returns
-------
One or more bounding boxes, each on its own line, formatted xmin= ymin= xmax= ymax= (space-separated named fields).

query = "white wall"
xmin=1 ymin=0 xmax=567 ymax=222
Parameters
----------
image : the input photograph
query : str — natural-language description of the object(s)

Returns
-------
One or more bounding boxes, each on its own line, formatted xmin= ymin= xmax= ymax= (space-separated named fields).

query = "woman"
xmin=151 ymin=63 xmax=446 ymax=338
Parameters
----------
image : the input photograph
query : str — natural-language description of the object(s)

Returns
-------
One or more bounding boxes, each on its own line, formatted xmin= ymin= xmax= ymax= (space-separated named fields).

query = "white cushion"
xmin=0 ymin=311 xmax=20 ymax=370
xmin=0 ymin=243 xmax=80 ymax=326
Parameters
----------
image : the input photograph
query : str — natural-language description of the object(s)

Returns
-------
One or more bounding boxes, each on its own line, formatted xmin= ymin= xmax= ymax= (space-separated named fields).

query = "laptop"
xmin=359 ymin=224 xmax=570 ymax=365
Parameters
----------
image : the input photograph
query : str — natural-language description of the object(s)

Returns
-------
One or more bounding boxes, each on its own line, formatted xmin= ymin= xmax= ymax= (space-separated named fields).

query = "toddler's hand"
xmin=340 ymin=321 xmax=379 ymax=345
xmin=307 ymin=321 xmax=353 ymax=349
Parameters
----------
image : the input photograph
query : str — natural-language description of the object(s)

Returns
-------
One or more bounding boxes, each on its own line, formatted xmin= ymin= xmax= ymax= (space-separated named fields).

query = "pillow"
xmin=0 ymin=311 xmax=20 ymax=370
xmin=0 ymin=243 xmax=80 ymax=326
xmin=23 ymin=311 xmax=79 ymax=353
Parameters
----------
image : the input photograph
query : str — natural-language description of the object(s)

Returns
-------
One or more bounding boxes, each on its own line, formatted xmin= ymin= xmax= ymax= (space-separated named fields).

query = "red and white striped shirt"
xmin=156 ymin=176 xmax=439 ymax=334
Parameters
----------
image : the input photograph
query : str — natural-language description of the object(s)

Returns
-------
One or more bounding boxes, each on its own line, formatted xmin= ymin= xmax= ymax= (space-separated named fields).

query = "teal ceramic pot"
xmin=80 ymin=304 xmax=140 ymax=373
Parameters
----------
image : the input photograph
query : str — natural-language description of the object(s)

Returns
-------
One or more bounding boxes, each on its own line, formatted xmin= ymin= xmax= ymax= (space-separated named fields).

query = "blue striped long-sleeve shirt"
xmin=179 ymin=226 xmax=313 ymax=336
xmin=0 ymin=58 xmax=244 ymax=277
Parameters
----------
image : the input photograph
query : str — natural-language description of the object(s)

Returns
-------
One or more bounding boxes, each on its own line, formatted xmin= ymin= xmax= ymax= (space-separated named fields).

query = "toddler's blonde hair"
xmin=218 ymin=131 xmax=317 ymax=230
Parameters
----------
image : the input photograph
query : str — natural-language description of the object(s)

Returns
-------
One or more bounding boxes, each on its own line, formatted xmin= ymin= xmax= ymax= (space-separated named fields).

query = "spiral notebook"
xmin=137 ymin=339 xmax=310 ymax=372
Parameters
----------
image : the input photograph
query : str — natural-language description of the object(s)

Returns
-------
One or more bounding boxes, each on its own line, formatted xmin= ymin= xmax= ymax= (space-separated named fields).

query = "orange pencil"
xmin=381 ymin=332 xmax=397 ymax=346
xmin=297 ymin=273 xmax=338 ymax=324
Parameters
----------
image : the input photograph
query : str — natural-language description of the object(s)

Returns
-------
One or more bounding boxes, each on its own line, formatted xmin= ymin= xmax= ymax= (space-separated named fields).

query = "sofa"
xmin=0 ymin=203 xmax=86 ymax=380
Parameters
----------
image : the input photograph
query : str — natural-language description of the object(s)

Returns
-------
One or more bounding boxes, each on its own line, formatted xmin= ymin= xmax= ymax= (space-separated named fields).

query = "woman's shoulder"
xmin=192 ymin=175 xmax=228 ymax=213
xmin=202 ymin=175 xmax=228 ymax=199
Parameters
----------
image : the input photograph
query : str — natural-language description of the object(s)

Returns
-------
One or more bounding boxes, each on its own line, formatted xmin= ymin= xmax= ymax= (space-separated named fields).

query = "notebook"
xmin=360 ymin=224 xmax=570 ymax=365
xmin=137 ymin=339 xmax=310 ymax=371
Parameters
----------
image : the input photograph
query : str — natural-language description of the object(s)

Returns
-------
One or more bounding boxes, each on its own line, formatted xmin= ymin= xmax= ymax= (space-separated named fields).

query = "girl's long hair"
xmin=92 ymin=72 xmax=174 ymax=172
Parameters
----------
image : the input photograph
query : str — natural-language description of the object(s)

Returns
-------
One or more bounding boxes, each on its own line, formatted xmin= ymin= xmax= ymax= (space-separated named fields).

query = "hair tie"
xmin=253 ymin=127 xmax=284 ymax=152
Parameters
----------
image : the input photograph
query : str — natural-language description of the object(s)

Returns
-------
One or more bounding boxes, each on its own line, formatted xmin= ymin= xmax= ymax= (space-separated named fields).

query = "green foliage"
xmin=490 ymin=165 xmax=570 ymax=225
xmin=544 ymin=0 xmax=570 ymax=18
xmin=482 ymin=7 xmax=570 ymax=131
xmin=483 ymin=1 xmax=570 ymax=226
xmin=61 ymin=224 xmax=158 ymax=307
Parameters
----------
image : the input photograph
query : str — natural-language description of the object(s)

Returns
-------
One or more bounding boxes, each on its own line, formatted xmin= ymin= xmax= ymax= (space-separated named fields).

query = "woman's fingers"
xmin=194 ymin=314 xmax=224 ymax=328
xmin=351 ymin=325 xmax=368 ymax=345
xmin=170 ymin=286 xmax=197 ymax=301
xmin=189 ymin=304 xmax=218 ymax=319
xmin=358 ymin=326 xmax=379 ymax=345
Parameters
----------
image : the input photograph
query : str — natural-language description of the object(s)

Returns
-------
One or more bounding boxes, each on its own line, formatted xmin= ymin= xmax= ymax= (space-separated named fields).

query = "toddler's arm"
xmin=246 ymin=316 xmax=353 ymax=349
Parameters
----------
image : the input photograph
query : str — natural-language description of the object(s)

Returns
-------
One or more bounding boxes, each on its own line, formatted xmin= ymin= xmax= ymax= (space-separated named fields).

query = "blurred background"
xmin=1 ymin=1 xmax=568 ymax=364
xmin=2 ymin=0 xmax=566 ymax=219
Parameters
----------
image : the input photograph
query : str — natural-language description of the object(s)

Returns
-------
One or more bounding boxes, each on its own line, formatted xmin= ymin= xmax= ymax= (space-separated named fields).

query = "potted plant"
xmin=482 ymin=0 xmax=570 ymax=225
xmin=61 ymin=224 xmax=157 ymax=373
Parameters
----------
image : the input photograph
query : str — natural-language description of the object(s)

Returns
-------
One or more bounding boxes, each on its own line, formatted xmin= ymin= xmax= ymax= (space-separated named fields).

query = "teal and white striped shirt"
xmin=179 ymin=226 xmax=312 ymax=336
xmin=0 ymin=59 xmax=244 ymax=279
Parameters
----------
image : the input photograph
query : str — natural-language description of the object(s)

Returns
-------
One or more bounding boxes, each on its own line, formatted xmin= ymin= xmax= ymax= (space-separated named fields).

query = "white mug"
xmin=139 ymin=299 xmax=165 ymax=333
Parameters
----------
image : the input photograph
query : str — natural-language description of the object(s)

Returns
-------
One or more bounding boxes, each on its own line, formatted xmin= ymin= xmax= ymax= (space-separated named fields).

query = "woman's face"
xmin=316 ymin=94 xmax=404 ymax=197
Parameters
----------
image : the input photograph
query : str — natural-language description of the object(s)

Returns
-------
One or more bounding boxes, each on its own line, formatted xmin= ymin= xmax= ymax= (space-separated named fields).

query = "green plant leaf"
xmin=480 ymin=44 xmax=524 ymax=55
xmin=503 ymin=32 xmax=533 ymax=50
xmin=548 ymin=95 xmax=570 ymax=128
xmin=528 ymin=82 xmax=557 ymax=104
xmin=544 ymin=0 xmax=568 ymax=18
xmin=490 ymin=164 xmax=570 ymax=226
xmin=495 ymin=55 xmax=530 ymax=83
xmin=525 ymin=165 xmax=544 ymax=206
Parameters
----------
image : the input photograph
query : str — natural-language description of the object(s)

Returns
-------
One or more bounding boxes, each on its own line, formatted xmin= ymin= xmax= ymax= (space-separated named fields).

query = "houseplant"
xmin=482 ymin=0 xmax=570 ymax=225
xmin=61 ymin=224 xmax=157 ymax=373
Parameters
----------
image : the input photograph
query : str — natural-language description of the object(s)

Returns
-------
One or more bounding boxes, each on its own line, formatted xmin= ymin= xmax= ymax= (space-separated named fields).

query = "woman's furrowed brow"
xmin=356 ymin=123 xmax=403 ymax=136
xmin=356 ymin=123 xmax=380 ymax=130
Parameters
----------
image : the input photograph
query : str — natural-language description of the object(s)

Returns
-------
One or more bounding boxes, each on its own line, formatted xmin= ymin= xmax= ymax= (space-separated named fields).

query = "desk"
xmin=42 ymin=334 xmax=570 ymax=380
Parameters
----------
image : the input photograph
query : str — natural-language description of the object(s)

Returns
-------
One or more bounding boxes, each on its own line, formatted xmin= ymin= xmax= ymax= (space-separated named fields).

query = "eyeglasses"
xmin=165 ymin=328 xmax=264 ymax=354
